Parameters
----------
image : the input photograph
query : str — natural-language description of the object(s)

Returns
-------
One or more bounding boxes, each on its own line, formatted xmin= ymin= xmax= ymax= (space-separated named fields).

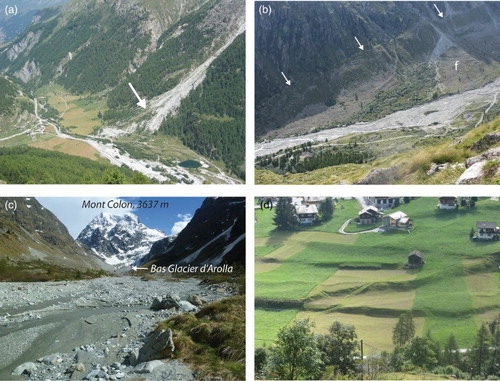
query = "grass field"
xmin=255 ymin=197 xmax=500 ymax=351
xmin=37 ymin=84 xmax=105 ymax=136
xmin=255 ymin=308 xmax=300 ymax=348
xmin=30 ymin=136 xmax=101 ymax=161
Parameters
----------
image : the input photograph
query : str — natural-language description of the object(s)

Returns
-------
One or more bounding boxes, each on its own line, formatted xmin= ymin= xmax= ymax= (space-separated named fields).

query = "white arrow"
xmin=354 ymin=36 xmax=364 ymax=51
xmin=433 ymin=4 xmax=444 ymax=18
xmin=132 ymin=266 xmax=149 ymax=271
xmin=280 ymin=71 xmax=291 ymax=86
xmin=128 ymin=82 xmax=147 ymax=109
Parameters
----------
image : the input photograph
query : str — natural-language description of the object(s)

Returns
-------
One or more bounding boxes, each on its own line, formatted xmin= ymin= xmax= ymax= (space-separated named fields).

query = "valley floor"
xmin=0 ymin=276 xmax=234 ymax=381
xmin=255 ymin=78 xmax=500 ymax=185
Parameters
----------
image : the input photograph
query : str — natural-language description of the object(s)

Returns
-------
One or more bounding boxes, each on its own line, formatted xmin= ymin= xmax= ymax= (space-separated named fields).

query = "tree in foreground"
xmin=404 ymin=336 xmax=439 ymax=370
xmin=317 ymin=321 xmax=359 ymax=376
xmin=273 ymin=197 xmax=299 ymax=230
xmin=488 ymin=319 xmax=500 ymax=376
xmin=392 ymin=311 xmax=415 ymax=346
xmin=266 ymin=318 xmax=323 ymax=380
xmin=443 ymin=334 xmax=460 ymax=367
xmin=255 ymin=346 xmax=268 ymax=377
xmin=469 ymin=322 xmax=490 ymax=376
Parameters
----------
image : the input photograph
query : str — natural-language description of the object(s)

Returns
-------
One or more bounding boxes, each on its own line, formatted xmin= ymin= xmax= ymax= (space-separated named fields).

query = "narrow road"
xmin=0 ymin=130 xmax=28 ymax=141
xmin=474 ymin=91 xmax=497 ymax=128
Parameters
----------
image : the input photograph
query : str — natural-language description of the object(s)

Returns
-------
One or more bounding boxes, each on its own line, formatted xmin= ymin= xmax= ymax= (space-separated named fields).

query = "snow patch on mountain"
xmin=76 ymin=212 xmax=167 ymax=266
xmin=180 ymin=218 xmax=239 ymax=265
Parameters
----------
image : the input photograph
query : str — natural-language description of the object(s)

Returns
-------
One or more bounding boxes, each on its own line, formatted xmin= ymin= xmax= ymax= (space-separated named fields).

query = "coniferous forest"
xmin=0 ymin=146 xmax=154 ymax=184
xmin=160 ymin=34 xmax=245 ymax=179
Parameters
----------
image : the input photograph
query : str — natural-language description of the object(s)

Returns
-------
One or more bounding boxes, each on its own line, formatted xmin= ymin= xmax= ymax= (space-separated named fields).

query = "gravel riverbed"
xmin=0 ymin=276 xmax=235 ymax=381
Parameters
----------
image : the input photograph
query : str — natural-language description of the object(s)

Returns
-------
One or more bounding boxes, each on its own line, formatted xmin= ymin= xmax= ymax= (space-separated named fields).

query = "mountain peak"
xmin=77 ymin=212 xmax=166 ymax=266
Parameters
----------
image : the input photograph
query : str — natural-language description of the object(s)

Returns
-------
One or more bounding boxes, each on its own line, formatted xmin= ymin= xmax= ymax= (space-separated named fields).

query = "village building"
xmin=407 ymin=250 xmax=425 ymax=268
xmin=437 ymin=197 xmax=458 ymax=210
xmin=382 ymin=211 xmax=413 ymax=230
xmin=366 ymin=197 xmax=401 ymax=210
xmin=476 ymin=221 xmax=499 ymax=240
xmin=358 ymin=206 xmax=383 ymax=225
xmin=303 ymin=197 xmax=325 ymax=205
xmin=295 ymin=204 xmax=318 ymax=225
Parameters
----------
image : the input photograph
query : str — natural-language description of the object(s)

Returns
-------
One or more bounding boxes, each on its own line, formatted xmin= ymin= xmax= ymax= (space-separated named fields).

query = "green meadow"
xmin=255 ymin=198 xmax=500 ymax=352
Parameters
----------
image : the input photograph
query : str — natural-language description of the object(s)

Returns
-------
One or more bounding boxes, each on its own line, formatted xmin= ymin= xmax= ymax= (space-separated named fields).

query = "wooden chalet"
xmin=437 ymin=197 xmax=458 ymax=210
xmin=407 ymin=250 xmax=425 ymax=268
xmin=476 ymin=221 xmax=499 ymax=240
xmin=382 ymin=211 xmax=413 ymax=230
xmin=358 ymin=206 xmax=383 ymax=225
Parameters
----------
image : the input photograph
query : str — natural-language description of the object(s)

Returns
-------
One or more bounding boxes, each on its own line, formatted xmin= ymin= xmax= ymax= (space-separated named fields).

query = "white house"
xmin=366 ymin=197 xmax=401 ymax=210
xmin=295 ymin=204 xmax=318 ymax=225
xmin=476 ymin=221 xmax=499 ymax=240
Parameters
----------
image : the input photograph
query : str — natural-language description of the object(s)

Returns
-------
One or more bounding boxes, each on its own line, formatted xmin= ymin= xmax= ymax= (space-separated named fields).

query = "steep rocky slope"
xmin=0 ymin=197 xmax=104 ymax=269
xmin=142 ymin=198 xmax=245 ymax=267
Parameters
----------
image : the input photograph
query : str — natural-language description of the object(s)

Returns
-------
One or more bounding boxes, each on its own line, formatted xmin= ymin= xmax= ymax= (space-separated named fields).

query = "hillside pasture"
xmin=30 ymin=137 xmax=101 ymax=161
xmin=38 ymin=84 xmax=105 ymax=136
xmin=255 ymin=197 xmax=500 ymax=350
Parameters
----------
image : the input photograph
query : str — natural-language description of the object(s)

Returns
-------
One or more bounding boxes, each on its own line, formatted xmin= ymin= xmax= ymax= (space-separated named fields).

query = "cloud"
xmin=38 ymin=197 xmax=134 ymax=238
xmin=171 ymin=213 xmax=192 ymax=235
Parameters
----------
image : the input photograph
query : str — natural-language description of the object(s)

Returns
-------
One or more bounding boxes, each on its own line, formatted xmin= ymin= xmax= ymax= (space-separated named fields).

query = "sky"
xmin=38 ymin=197 xmax=205 ymax=238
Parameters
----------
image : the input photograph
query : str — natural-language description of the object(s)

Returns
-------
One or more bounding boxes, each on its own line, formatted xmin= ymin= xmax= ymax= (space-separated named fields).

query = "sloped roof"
xmin=408 ymin=250 xmax=424 ymax=258
xmin=296 ymin=204 xmax=318 ymax=215
xmin=477 ymin=221 xmax=497 ymax=229
xmin=386 ymin=211 xmax=408 ymax=220
xmin=438 ymin=197 xmax=457 ymax=202
xmin=359 ymin=206 xmax=382 ymax=217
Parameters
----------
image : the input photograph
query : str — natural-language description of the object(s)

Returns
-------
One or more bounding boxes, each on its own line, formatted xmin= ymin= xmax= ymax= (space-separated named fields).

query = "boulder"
xmin=138 ymin=328 xmax=175 ymax=362
xmin=69 ymin=363 xmax=86 ymax=380
xmin=471 ymin=132 xmax=500 ymax=152
xmin=12 ymin=362 xmax=37 ymax=376
xmin=456 ymin=162 xmax=486 ymax=184
xmin=69 ymin=362 xmax=86 ymax=372
xmin=38 ymin=353 xmax=62 ymax=365
xmin=85 ymin=369 xmax=107 ymax=379
xmin=426 ymin=162 xmax=448 ymax=176
xmin=128 ymin=348 xmax=140 ymax=366
xmin=134 ymin=360 xmax=164 ymax=374
xmin=354 ymin=165 xmax=403 ymax=184
xmin=466 ymin=146 xmax=500 ymax=168
xmin=151 ymin=294 xmax=181 ymax=311
xmin=179 ymin=300 xmax=197 ymax=312
xmin=188 ymin=294 xmax=203 ymax=306
xmin=150 ymin=297 xmax=163 ymax=310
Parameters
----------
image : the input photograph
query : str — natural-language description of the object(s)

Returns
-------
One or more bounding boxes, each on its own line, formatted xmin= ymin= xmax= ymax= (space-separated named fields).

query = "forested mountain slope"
xmin=255 ymin=1 xmax=500 ymax=139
